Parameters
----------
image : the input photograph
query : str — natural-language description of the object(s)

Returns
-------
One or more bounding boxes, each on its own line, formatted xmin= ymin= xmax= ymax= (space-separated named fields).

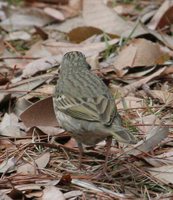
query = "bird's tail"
xmin=110 ymin=125 xmax=137 ymax=144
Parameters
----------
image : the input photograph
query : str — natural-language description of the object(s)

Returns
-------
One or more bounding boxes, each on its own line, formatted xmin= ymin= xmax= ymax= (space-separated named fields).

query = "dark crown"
xmin=63 ymin=51 xmax=86 ymax=61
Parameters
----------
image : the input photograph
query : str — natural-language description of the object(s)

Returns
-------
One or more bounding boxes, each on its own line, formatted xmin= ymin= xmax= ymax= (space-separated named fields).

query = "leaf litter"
xmin=1 ymin=0 xmax=173 ymax=199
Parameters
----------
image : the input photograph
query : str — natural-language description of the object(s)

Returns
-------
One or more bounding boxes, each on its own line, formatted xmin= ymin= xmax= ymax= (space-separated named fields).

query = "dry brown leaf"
xmin=44 ymin=7 xmax=65 ymax=21
xmin=116 ymin=96 xmax=144 ymax=110
xmin=14 ymin=98 xmax=33 ymax=116
xmin=148 ymin=27 xmax=173 ymax=50
xmin=141 ymin=10 xmax=156 ymax=24
xmin=5 ymin=31 xmax=31 ymax=41
xmin=125 ymin=66 xmax=158 ymax=80
xmin=69 ymin=0 xmax=82 ymax=12
xmin=86 ymin=54 xmax=99 ymax=70
xmin=148 ymin=0 xmax=173 ymax=30
xmin=127 ymin=126 xmax=169 ymax=156
xmin=143 ymin=150 xmax=173 ymax=167
xmin=114 ymin=39 xmax=166 ymax=72
xmin=135 ymin=114 xmax=161 ymax=133
xmin=21 ymin=55 xmax=61 ymax=78
xmin=83 ymin=0 xmax=133 ymax=36
xmin=72 ymin=179 xmax=132 ymax=198
xmin=17 ymin=152 xmax=50 ymax=175
xmin=20 ymin=96 xmax=58 ymax=128
xmin=123 ymin=67 xmax=166 ymax=92
xmin=0 ymin=113 xmax=26 ymax=137
xmin=25 ymin=41 xmax=52 ymax=58
xmin=58 ymin=2 xmax=81 ymax=19
xmin=147 ymin=165 xmax=173 ymax=184
xmin=0 ymin=8 xmax=53 ymax=31
xmin=0 ymin=139 xmax=16 ymax=150
xmin=17 ymin=184 xmax=43 ymax=198
xmin=64 ymin=138 xmax=78 ymax=148
xmin=42 ymin=186 xmax=65 ymax=200
xmin=64 ymin=190 xmax=83 ymax=199
xmin=0 ymin=191 xmax=13 ymax=200
xmin=143 ymin=157 xmax=173 ymax=167
xmin=47 ymin=16 xmax=85 ymax=33
xmin=149 ymin=90 xmax=173 ymax=106
xmin=34 ymin=84 xmax=54 ymax=96
xmin=113 ymin=4 xmax=138 ymax=16
xmin=162 ymin=65 xmax=173 ymax=75
xmin=0 ymin=157 xmax=16 ymax=173
xmin=0 ymin=74 xmax=52 ymax=104
xmin=15 ymin=183 xmax=42 ymax=192
xmin=14 ymin=138 xmax=33 ymax=145
xmin=157 ymin=149 xmax=173 ymax=159
xmin=68 ymin=26 xmax=103 ymax=43
xmin=10 ymin=74 xmax=52 ymax=94
xmin=36 ymin=126 xmax=64 ymax=136
xmin=3 ymin=49 xmax=27 ymax=69
xmin=121 ymin=21 xmax=173 ymax=50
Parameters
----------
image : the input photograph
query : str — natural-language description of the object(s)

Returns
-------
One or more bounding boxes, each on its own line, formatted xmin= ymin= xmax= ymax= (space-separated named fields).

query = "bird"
xmin=53 ymin=51 xmax=136 ymax=172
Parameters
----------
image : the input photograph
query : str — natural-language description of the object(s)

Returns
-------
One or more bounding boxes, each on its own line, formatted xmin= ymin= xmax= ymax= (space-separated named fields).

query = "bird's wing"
xmin=54 ymin=94 xmax=116 ymax=125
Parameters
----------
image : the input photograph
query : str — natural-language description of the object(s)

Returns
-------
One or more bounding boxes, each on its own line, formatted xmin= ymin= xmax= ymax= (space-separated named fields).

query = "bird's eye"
xmin=87 ymin=63 xmax=91 ymax=70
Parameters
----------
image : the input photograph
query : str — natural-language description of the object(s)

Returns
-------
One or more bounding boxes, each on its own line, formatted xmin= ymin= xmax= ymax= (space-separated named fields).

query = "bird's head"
xmin=61 ymin=51 xmax=91 ymax=72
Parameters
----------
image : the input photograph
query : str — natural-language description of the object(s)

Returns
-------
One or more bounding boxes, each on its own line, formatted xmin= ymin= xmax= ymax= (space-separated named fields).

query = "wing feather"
xmin=54 ymin=94 xmax=115 ymax=125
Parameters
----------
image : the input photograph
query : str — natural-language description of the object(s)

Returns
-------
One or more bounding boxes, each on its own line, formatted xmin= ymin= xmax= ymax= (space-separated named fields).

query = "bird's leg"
xmin=103 ymin=136 xmax=112 ymax=173
xmin=93 ymin=136 xmax=113 ymax=179
xmin=77 ymin=142 xmax=84 ymax=169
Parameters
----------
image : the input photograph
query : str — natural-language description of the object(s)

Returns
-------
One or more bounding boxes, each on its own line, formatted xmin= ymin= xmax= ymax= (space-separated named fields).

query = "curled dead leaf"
xmin=17 ymin=152 xmax=50 ymax=175
xmin=127 ymin=126 xmax=169 ymax=156
xmin=114 ymin=39 xmax=166 ymax=73
xmin=148 ymin=0 xmax=173 ymax=30
xmin=20 ymin=97 xmax=58 ymax=128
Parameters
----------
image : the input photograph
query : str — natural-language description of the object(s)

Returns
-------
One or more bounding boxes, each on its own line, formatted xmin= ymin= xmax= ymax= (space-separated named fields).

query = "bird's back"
xmin=56 ymin=68 xmax=113 ymax=99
